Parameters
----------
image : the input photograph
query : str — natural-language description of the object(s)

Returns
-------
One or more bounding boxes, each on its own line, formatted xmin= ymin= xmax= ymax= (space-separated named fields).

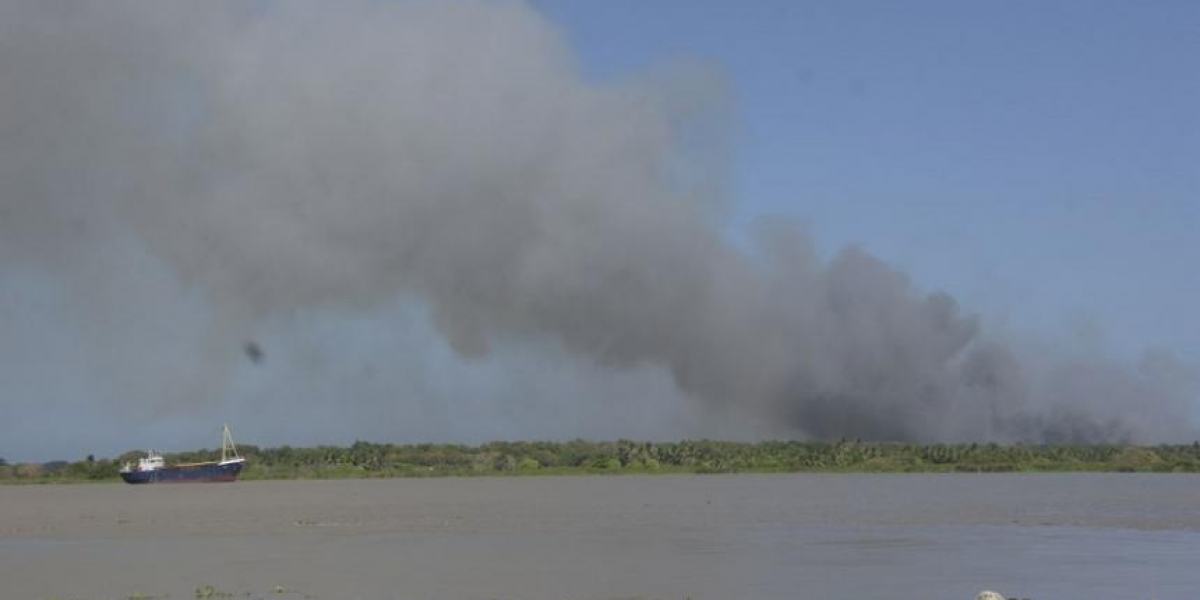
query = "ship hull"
xmin=120 ymin=461 xmax=244 ymax=484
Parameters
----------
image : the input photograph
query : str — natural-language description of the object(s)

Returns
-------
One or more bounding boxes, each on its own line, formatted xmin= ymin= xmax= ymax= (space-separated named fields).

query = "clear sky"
xmin=536 ymin=0 xmax=1200 ymax=362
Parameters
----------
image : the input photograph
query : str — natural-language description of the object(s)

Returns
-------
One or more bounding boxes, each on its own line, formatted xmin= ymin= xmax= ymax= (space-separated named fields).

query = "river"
xmin=2 ymin=474 xmax=1198 ymax=600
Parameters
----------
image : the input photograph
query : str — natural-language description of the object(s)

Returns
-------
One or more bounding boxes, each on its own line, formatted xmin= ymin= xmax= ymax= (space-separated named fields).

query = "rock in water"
xmin=976 ymin=592 xmax=1006 ymax=600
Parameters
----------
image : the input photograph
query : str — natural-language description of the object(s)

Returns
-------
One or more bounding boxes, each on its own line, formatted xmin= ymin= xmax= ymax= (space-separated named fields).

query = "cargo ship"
xmin=119 ymin=424 xmax=245 ymax=484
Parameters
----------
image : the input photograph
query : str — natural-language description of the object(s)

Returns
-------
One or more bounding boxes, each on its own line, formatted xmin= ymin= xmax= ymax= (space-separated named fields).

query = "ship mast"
xmin=221 ymin=424 xmax=241 ymax=463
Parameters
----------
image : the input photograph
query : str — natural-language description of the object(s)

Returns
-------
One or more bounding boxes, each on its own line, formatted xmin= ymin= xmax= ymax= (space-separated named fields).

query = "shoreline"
xmin=4 ymin=462 xmax=1198 ymax=485
xmin=6 ymin=439 xmax=1199 ymax=484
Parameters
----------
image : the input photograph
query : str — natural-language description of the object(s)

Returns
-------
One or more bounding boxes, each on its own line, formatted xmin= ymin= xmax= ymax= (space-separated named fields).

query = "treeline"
xmin=6 ymin=439 xmax=1200 ymax=483
xmin=0 ymin=454 xmax=120 ymax=482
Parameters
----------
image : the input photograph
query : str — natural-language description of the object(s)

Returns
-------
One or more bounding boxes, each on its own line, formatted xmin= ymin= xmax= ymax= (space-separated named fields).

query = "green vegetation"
xmin=7 ymin=439 xmax=1200 ymax=483
xmin=193 ymin=584 xmax=234 ymax=599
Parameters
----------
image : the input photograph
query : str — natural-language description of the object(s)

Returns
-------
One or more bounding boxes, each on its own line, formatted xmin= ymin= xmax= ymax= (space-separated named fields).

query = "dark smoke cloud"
xmin=0 ymin=0 xmax=1195 ymax=451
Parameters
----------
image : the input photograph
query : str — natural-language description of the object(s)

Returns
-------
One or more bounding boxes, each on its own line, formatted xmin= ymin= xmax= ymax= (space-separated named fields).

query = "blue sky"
xmin=537 ymin=0 xmax=1200 ymax=362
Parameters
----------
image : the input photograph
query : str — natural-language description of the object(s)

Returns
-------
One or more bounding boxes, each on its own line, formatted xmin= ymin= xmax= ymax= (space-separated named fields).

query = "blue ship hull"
xmin=120 ymin=461 xmax=244 ymax=484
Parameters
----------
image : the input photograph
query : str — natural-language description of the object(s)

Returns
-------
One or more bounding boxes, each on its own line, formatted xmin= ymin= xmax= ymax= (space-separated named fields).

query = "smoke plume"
xmin=0 ymin=0 xmax=1194 ymax=450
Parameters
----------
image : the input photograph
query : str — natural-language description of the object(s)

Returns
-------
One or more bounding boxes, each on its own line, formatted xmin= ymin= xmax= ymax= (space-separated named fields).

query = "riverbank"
xmin=6 ymin=439 xmax=1200 ymax=484
xmin=239 ymin=440 xmax=1200 ymax=478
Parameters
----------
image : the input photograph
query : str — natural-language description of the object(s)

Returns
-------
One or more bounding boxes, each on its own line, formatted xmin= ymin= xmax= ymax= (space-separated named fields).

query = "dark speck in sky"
xmin=244 ymin=341 xmax=264 ymax=365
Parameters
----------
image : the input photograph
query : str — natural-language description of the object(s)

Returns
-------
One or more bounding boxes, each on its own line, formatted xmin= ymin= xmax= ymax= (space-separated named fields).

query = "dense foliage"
xmin=6 ymin=439 xmax=1200 ymax=483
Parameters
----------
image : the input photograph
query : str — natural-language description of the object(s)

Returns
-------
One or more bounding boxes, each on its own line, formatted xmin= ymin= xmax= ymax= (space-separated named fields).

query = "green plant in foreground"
xmin=193 ymin=585 xmax=233 ymax=599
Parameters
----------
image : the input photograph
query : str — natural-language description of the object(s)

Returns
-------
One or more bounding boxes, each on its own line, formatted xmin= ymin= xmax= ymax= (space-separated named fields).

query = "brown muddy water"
xmin=2 ymin=474 xmax=1199 ymax=600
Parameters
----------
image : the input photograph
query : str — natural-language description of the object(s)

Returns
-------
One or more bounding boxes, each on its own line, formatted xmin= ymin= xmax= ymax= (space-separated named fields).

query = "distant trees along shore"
xmin=5 ymin=439 xmax=1200 ymax=482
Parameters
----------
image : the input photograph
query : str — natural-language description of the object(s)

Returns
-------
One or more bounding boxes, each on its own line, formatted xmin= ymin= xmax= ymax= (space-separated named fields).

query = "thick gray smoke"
xmin=1 ymin=0 xmax=1194 ymax=449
